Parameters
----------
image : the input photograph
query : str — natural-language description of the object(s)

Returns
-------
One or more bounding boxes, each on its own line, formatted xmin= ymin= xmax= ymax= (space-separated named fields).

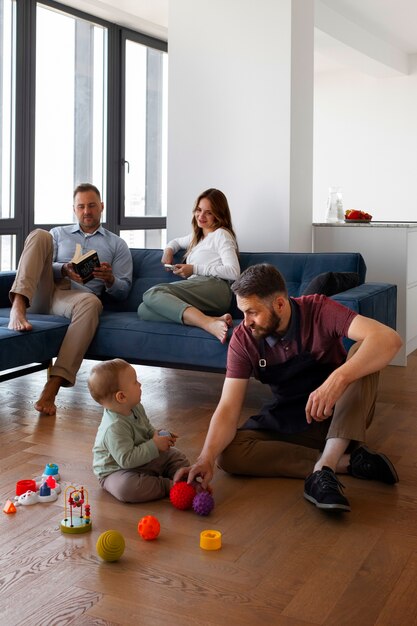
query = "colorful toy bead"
xmin=192 ymin=491 xmax=215 ymax=516
xmin=39 ymin=481 xmax=51 ymax=497
xmin=169 ymin=482 xmax=196 ymax=510
xmin=46 ymin=475 xmax=57 ymax=489
xmin=3 ymin=500 xmax=17 ymax=514
xmin=138 ymin=515 xmax=161 ymax=540
xmin=43 ymin=463 xmax=59 ymax=476
xmin=96 ymin=530 xmax=125 ymax=561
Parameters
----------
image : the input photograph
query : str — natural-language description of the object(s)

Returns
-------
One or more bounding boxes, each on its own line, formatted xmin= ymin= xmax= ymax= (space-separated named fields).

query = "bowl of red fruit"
xmin=344 ymin=209 xmax=372 ymax=223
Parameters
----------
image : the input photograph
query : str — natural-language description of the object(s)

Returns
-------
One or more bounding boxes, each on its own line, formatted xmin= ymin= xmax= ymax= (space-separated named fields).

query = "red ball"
xmin=138 ymin=515 xmax=160 ymax=540
xmin=169 ymin=482 xmax=196 ymax=510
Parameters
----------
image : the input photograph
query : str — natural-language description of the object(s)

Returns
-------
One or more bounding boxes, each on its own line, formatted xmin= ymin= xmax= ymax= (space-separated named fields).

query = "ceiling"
xmin=319 ymin=0 xmax=417 ymax=53
xmin=60 ymin=0 xmax=417 ymax=74
xmin=59 ymin=0 xmax=169 ymax=39
xmin=315 ymin=0 xmax=417 ymax=75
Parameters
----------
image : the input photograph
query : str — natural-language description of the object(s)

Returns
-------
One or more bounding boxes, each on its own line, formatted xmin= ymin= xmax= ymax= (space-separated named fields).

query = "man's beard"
xmin=249 ymin=309 xmax=281 ymax=339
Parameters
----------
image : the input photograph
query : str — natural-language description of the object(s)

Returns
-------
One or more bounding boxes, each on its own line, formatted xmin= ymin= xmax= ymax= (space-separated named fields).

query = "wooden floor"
xmin=1 ymin=354 xmax=417 ymax=626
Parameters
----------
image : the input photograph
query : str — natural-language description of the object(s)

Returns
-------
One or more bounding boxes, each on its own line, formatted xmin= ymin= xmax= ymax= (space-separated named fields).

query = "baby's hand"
xmin=153 ymin=431 xmax=177 ymax=452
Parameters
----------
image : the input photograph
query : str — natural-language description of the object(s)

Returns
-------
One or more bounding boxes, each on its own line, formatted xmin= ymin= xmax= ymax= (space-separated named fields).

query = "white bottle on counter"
xmin=325 ymin=187 xmax=344 ymax=223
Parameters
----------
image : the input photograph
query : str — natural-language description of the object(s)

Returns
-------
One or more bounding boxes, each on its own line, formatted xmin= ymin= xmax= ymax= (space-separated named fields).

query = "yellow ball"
xmin=96 ymin=530 xmax=125 ymax=562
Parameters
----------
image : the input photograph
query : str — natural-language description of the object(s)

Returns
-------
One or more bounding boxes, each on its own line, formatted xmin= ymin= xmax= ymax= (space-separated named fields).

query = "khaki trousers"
xmin=10 ymin=229 xmax=102 ymax=385
xmin=218 ymin=343 xmax=380 ymax=478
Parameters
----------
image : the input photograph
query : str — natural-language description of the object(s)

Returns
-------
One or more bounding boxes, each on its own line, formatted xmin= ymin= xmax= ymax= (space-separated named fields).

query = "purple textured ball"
xmin=192 ymin=491 xmax=215 ymax=516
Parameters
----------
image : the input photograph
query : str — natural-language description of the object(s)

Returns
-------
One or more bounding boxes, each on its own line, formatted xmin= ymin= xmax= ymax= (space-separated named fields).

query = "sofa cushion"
xmin=0 ymin=312 xmax=69 ymax=371
xmin=103 ymin=249 xmax=184 ymax=312
xmin=228 ymin=252 xmax=366 ymax=318
xmin=302 ymin=272 xmax=360 ymax=297
xmin=86 ymin=312 xmax=229 ymax=372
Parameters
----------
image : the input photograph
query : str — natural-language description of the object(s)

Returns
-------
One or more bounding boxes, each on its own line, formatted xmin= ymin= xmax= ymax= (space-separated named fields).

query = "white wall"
xmin=313 ymin=57 xmax=417 ymax=223
xmin=167 ymin=0 xmax=314 ymax=252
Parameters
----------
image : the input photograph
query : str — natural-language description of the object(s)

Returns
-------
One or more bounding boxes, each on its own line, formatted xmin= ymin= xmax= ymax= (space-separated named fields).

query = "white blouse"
xmin=166 ymin=228 xmax=240 ymax=281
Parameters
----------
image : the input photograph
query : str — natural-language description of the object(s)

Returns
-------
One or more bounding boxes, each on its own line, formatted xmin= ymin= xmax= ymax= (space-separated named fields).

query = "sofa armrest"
xmin=0 ymin=272 xmax=15 ymax=307
xmin=331 ymin=282 xmax=397 ymax=330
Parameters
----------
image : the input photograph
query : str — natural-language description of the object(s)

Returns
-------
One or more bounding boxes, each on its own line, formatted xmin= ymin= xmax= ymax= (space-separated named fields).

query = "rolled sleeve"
xmin=166 ymin=234 xmax=192 ymax=255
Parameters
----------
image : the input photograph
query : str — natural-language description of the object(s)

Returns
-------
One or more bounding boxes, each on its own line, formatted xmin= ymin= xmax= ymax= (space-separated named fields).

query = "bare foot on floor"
xmin=8 ymin=294 xmax=33 ymax=331
xmin=206 ymin=314 xmax=233 ymax=343
xmin=34 ymin=377 xmax=63 ymax=415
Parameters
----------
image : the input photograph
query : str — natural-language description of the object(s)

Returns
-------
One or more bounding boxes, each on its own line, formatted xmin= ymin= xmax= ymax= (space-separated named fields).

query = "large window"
xmin=0 ymin=0 xmax=167 ymax=270
xmin=35 ymin=5 xmax=106 ymax=224
xmin=120 ymin=33 xmax=167 ymax=250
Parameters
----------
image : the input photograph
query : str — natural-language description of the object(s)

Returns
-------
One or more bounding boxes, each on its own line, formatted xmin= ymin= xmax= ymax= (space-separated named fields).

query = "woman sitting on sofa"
xmin=137 ymin=188 xmax=239 ymax=343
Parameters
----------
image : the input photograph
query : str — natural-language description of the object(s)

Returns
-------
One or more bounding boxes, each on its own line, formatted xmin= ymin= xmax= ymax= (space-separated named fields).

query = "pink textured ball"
xmin=169 ymin=482 xmax=196 ymax=510
xmin=192 ymin=491 xmax=215 ymax=516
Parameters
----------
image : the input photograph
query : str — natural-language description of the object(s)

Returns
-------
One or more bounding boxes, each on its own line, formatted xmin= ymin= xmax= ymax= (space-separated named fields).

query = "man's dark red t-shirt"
xmin=226 ymin=294 xmax=357 ymax=380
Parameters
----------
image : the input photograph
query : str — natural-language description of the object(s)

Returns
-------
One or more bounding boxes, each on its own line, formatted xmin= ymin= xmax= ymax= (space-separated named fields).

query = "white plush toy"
xmin=14 ymin=482 xmax=60 ymax=506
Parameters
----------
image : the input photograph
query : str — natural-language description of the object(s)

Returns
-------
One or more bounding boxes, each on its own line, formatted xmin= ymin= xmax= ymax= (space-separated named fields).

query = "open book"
xmin=71 ymin=243 xmax=100 ymax=284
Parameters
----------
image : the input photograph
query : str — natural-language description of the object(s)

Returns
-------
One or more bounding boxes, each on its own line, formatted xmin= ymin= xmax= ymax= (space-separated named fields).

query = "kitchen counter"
xmin=313 ymin=222 xmax=417 ymax=365
xmin=314 ymin=221 xmax=417 ymax=228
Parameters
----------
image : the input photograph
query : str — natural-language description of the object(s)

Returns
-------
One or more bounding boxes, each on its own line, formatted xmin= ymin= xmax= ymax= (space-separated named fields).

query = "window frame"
xmin=0 ymin=0 xmax=168 ymax=264
xmin=119 ymin=28 xmax=167 ymax=233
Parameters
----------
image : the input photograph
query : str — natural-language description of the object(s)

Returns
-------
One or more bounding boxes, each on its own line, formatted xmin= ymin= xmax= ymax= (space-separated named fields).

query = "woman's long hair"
xmin=187 ymin=188 xmax=237 ymax=255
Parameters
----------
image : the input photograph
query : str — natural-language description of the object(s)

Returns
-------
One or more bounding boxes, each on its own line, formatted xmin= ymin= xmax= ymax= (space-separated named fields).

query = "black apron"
xmin=241 ymin=304 xmax=336 ymax=434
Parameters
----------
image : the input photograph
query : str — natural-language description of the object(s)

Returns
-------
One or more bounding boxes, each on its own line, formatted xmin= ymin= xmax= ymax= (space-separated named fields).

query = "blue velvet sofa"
xmin=0 ymin=249 xmax=397 ymax=381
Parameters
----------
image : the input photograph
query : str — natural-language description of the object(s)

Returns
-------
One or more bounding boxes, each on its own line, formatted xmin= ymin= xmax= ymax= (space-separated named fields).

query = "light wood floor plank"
xmin=322 ymin=533 xmax=417 ymax=626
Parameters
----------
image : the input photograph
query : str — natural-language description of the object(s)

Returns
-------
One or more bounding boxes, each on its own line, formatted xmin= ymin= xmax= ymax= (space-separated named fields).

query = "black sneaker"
xmin=348 ymin=446 xmax=399 ymax=484
xmin=304 ymin=466 xmax=351 ymax=512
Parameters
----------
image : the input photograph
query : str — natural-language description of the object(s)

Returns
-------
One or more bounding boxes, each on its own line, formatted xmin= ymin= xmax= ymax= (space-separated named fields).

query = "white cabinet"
xmin=313 ymin=222 xmax=417 ymax=366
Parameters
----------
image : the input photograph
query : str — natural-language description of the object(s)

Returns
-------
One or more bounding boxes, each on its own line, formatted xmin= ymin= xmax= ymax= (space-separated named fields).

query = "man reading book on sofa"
xmin=8 ymin=183 xmax=133 ymax=416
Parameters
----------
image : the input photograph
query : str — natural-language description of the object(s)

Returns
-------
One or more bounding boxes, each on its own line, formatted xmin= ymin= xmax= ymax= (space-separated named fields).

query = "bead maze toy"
xmin=96 ymin=530 xmax=125 ymax=561
xmin=138 ymin=515 xmax=161 ymax=540
xmin=60 ymin=485 xmax=92 ymax=534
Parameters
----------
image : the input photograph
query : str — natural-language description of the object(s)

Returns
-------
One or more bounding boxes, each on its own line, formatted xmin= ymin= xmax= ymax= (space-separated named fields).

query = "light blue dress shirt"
xmin=50 ymin=224 xmax=133 ymax=300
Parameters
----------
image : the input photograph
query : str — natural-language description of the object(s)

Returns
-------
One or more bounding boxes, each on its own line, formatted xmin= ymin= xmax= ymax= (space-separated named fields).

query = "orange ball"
xmin=138 ymin=515 xmax=161 ymax=541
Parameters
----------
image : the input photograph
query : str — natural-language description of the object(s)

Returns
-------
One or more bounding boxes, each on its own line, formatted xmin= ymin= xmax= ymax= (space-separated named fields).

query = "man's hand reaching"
xmin=173 ymin=457 xmax=214 ymax=490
